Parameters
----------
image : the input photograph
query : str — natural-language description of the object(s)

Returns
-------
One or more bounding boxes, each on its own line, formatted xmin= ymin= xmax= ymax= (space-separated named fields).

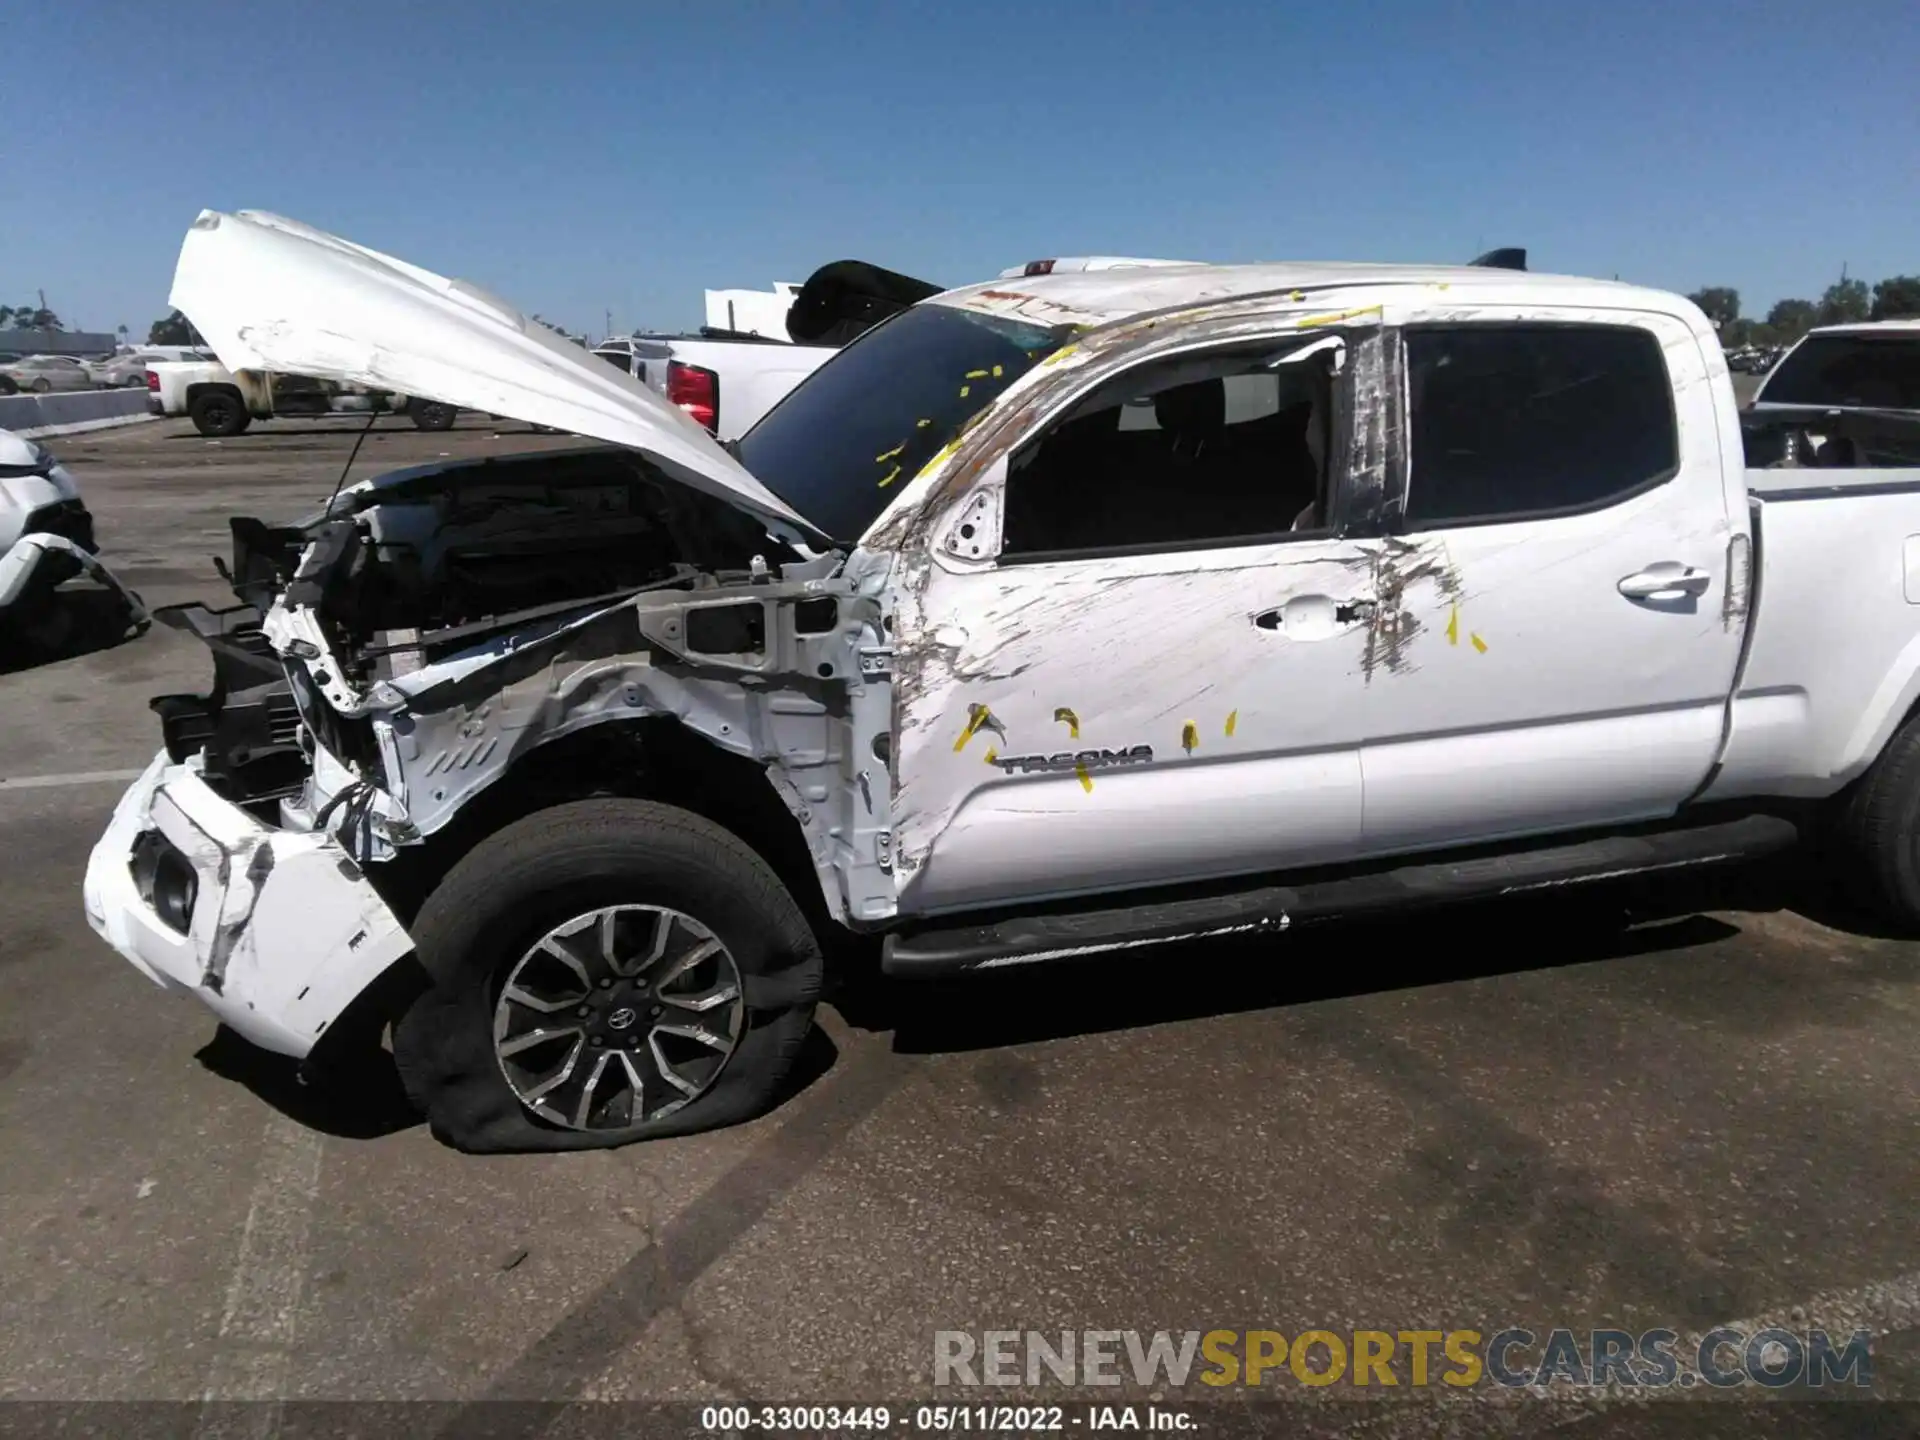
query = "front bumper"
xmin=83 ymin=750 xmax=413 ymax=1058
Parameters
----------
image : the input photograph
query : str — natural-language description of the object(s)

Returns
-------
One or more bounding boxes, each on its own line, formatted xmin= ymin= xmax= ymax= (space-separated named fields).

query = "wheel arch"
xmin=365 ymin=715 xmax=830 ymax=939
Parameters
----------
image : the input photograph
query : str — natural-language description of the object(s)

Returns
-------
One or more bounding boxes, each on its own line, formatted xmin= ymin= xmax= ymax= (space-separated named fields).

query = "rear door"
xmin=1355 ymin=312 xmax=1749 ymax=852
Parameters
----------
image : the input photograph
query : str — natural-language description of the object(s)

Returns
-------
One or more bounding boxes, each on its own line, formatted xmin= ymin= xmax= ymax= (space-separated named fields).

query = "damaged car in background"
xmin=1 ymin=428 xmax=148 ymax=662
xmin=86 ymin=208 xmax=1920 ymax=1151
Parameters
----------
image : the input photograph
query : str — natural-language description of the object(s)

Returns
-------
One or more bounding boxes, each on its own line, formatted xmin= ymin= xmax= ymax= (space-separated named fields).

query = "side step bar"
xmin=881 ymin=813 xmax=1798 ymax=978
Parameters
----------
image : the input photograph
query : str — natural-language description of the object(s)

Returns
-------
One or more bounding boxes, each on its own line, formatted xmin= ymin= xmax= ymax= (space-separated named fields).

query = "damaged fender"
xmin=83 ymin=751 xmax=412 ymax=1059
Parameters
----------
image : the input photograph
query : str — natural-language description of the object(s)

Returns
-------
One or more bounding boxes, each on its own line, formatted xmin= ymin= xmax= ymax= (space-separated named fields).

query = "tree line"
xmin=0 ymin=305 xmax=63 ymax=330
xmin=1688 ymin=275 xmax=1920 ymax=348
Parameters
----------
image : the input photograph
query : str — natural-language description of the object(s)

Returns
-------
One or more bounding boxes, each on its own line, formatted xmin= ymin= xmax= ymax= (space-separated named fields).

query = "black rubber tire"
xmin=409 ymin=400 xmax=457 ymax=431
xmin=1835 ymin=711 xmax=1920 ymax=931
xmin=189 ymin=389 xmax=248 ymax=437
xmin=391 ymin=799 xmax=823 ymax=1153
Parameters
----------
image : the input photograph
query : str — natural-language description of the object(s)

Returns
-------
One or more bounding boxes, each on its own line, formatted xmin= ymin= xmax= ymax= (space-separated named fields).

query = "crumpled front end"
xmin=83 ymin=750 xmax=413 ymax=1059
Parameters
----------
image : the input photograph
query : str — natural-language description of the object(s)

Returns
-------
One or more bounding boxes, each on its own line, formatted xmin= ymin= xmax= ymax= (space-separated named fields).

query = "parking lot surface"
xmin=1 ymin=416 xmax=1915 ymax=1433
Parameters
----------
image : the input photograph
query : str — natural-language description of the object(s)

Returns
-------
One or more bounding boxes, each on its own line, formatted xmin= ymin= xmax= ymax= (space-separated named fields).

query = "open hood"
xmin=170 ymin=210 xmax=822 ymax=541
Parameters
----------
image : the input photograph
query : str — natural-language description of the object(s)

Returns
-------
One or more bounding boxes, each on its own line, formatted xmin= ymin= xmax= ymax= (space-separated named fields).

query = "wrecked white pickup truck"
xmin=84 ymin=209 xmax=1920 ymax=1151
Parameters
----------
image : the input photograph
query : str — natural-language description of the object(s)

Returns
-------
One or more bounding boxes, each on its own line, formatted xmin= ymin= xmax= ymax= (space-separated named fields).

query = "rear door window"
xmin=1403 ymin=325 xmax=1679 ymax=527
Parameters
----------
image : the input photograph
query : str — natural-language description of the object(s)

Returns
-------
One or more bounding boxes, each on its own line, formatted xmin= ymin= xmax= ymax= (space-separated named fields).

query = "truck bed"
xmin=1704 ymin=467 xmax=1920 ymax=803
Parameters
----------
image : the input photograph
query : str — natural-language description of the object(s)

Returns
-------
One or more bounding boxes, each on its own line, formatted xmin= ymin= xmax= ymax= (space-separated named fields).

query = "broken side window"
xmin=1402 ymin=324 xmax=1679 ymax=527
xmin=1000 ymin=339 xmax=1339 ymax=559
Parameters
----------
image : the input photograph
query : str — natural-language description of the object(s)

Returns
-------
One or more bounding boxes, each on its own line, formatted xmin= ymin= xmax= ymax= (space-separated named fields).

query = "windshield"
xmin=1761 ymin=333 xmax=1920 ymax=410
xmin=737 ymin=302 xmax=1074 ymax=544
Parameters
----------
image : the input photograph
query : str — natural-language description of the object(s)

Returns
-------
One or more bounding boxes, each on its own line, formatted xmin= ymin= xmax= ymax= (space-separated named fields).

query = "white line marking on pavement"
xmin=1345 ymin=1268 xmax=1920 ymax=1438
xmin=195 ymin=1113 xmax=327 ymax=1439
xmin=0 ymin=768 xmax=144 ymax=791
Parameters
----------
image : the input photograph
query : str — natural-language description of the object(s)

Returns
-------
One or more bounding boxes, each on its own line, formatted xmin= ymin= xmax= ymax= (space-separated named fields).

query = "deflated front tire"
xmin=392 ymin=799 xmax=823 ymax=1152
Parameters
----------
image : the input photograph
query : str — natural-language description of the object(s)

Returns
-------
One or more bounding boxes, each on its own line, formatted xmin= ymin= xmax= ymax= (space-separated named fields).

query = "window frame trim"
xmin=990 ymin=326 xmax=1380 ymax=568
xmin=1388 ymin=317 xmax=1684 ymax=536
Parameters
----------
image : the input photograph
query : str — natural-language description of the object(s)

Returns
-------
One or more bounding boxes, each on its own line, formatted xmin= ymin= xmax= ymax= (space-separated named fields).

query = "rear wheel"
xmin=392 ymin=799 xmax=822 ymax=1152
xmin=1835 ymin=712 xmax=1920 ymax=930
xmin=189 ymin=389 xmax=250 ymax=437
xmin=29 ymin=377 xmax=51 ymax=394
xmin=409 ymin=400 xmax=457 ymax=431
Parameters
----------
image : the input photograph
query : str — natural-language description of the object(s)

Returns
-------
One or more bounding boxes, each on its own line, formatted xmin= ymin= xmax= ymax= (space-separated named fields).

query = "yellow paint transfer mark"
xmin=954 ymin=704 xmax=996 ymax=751
xmin=983 ymin=746 xmax=997 ymax=765
xmin=958 ymin=384 xmax=970 ymax=398
xmin=1289 ymin=290 xmax=1305 ymax=301
xmin=1224 ymin=709 xmax=1238 ymax=737
xmin=1298 ymin=303 xmax=1384 ymax=329
xmin=991 ymin=364 xmax=1003 ymax=377
xmin=1042 ymin=343 xmax=1081 ymax=367
xmin=1446 ymin=606 xmax=1459 ymax=645
xmin=1181 ymin=720 xmax=1199 ymax=754
xmin=1075 ymin=763 xmax=1094 ymax=793
xmin=964 ymin=369 xmax=990 ymax=380
xmin=1471 ymin=632 xmax=1488 ymax=653
xmin=876 ymin=465 xmax=902 ymax=489
xmin=914 ymin=439 xmax=961 ymax=481
xmin=874 ymin=442 xmax=905 ymax=463
xmin=916 ymin=417 xmax=932 ymax=428
xmin=1053 ymin=706 xmax=1080 ymax=738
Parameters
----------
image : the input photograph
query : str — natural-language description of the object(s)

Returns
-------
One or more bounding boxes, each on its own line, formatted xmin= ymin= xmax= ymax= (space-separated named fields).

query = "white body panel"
xmin=1706 ymin=473 xmax=1920 ymax=800
xmin=896 ymin=539 xmax=1375 ymax=912
xmin=145 ymin=358 xmax=229 ymax=416
xmin=83 ymin=752 xmax=412 ymax=1059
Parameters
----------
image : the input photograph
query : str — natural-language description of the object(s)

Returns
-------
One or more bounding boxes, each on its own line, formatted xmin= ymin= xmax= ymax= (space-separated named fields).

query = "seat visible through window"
xmin=1002 ymin=350 xmax=1332 ymax=556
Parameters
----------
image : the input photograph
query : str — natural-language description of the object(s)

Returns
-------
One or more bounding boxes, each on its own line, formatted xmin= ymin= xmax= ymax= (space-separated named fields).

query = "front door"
xmin=1354 ymin=313 xmax=1748 ymax=852
xmin=890 ymin=327 xmax=1386 ymax=916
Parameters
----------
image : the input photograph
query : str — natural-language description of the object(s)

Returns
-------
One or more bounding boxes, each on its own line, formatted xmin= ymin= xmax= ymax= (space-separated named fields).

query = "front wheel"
xmin=29 ymin=378 xmax=51 ymax=394
xmin=392 ymin=799 xmax=823 ymax=1152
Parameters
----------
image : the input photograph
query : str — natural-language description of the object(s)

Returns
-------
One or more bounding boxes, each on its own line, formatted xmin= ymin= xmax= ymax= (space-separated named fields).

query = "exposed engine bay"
xmin=232 ymin=445 xmax=796 ymax=671
xmin=149 ymin=442 xmax=899 ymax=932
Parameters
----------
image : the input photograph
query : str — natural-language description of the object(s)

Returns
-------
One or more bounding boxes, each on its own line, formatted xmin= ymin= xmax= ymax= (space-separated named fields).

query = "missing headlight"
xmin=129 ymin=830 xmax=198 ymax=935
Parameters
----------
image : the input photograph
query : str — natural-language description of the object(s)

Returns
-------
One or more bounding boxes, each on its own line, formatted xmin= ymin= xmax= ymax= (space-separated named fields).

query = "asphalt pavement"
xmin=0 ymin=414 xmax=1913 ymax=1435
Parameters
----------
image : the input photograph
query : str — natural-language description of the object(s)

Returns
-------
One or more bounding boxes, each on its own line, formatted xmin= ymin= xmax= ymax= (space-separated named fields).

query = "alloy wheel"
xmin=492 ymin=905 xmax=745 ymax=1130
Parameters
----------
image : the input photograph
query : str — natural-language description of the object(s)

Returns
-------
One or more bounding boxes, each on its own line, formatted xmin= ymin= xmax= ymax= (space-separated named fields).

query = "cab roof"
xmin=929 ymin=261 xmax=1691 ymax=331
xmin=1801 ymin=319 xmax=1920 ymax=338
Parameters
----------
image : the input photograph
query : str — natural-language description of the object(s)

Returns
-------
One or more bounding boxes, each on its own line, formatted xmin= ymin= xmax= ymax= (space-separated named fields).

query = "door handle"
xmin=1617 ymin=563 xmax=1711 ymax=600
xmin=1254 ymin=596 xmax=1373 ymax=634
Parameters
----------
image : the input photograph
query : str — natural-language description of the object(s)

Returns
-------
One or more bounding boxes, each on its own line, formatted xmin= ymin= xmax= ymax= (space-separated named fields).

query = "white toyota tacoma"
xmin=84 ymin=209 xmax=1920 ymax=1152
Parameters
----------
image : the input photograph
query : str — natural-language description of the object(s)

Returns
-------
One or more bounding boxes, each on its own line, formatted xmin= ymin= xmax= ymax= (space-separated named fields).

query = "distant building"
xmin=704 ymin=283 xmax=801 ymax=338
xmin=0 ymin=329 xmax=118 ymax=359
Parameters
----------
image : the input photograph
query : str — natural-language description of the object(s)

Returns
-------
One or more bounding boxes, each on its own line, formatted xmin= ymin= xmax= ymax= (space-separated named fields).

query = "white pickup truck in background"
xmin=594 ymin=259 xmax=943 ymax=441
xmin=146 ymin=355 xmax=457 ymax=437
xmin=87 ymin=209 xmax=1920 ymax=1155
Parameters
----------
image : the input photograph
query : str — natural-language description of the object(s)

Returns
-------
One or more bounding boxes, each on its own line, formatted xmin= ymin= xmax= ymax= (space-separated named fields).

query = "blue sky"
xmin=7 ymin=0 xmax=1915 ymax=339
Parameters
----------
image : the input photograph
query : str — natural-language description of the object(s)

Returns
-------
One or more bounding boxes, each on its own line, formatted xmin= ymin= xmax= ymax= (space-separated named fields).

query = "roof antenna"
xmin=324 ymin=404 xmax=382 ymax=515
